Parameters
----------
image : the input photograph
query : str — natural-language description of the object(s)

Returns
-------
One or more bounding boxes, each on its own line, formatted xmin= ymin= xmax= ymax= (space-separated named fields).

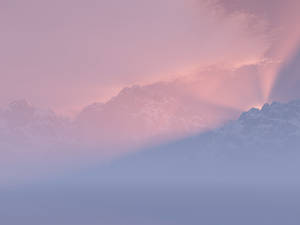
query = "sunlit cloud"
xmin=1 ymin=0 xmax=300 ymax=185
xmin=0 ymin=0 xmax=269 ymax=112
xmin=217 ymin=0 xmax=300 ymax=101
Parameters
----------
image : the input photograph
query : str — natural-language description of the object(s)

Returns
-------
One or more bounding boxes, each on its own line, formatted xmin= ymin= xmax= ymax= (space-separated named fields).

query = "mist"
xmin=2 ymin=1 xmax=300 ymax=224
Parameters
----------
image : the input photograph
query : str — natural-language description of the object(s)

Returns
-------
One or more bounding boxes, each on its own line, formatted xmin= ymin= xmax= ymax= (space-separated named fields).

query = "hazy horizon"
xmin=1 ymin=1 xmax=300 ymax=224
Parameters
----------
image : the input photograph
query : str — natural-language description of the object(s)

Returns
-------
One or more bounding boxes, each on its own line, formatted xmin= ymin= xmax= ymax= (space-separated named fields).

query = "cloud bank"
xmin=0 ymin=0 xmax=269 ymax=111
xmin=1 ymin=0 xmax=300 ymax=185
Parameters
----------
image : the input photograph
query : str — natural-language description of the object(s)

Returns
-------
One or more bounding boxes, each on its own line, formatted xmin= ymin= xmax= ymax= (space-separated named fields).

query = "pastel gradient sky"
xmin=2 ymin=3 xmax=300 ymax=224
xmin=3 ymin=0 xmax=297 ymax=113
xmin=1 ymin=0 xmax=300 ymax=180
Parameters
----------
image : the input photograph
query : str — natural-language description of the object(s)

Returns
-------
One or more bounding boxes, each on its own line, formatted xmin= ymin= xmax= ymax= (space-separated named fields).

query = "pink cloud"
xmin=0 ymin=0 xmax=269 ymax=112
xmin=1 ymin=0 xmax=300 ymax=185
xmin=218 ymin=0 xmax=300 ymax=100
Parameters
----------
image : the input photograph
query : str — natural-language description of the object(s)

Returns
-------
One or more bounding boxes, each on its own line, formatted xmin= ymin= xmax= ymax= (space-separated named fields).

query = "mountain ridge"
xmin=71 ymin=99 xmax=300 ymax=185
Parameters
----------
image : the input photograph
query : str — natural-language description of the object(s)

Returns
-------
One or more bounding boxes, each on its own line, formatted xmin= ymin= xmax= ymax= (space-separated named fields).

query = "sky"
xmin=0 ymin=0 xmax=285 ymax=113
xmin=1 ymin=0 xmax=300 ymax=184
xmin=2 ymin=2 xmax=300 ymax=223
xmin=1 ymin=0 xmax=299 ymax=115
xmin=219 ymin=0 xmax=300 ymax=100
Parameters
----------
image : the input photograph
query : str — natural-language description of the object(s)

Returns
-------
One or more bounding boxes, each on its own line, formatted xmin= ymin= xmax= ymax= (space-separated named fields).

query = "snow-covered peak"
xmin=239 ymin=100 xmax=300 ymax=122
xmin=75 ymin=83 xmax=238 ymax=149
xmin=215 ymin=100 xmax=300 ymax=149
xmin=8 ymin=99 xmax=34 ymax=110
xmin=0 ymin=100 xmax=74 ymax=152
